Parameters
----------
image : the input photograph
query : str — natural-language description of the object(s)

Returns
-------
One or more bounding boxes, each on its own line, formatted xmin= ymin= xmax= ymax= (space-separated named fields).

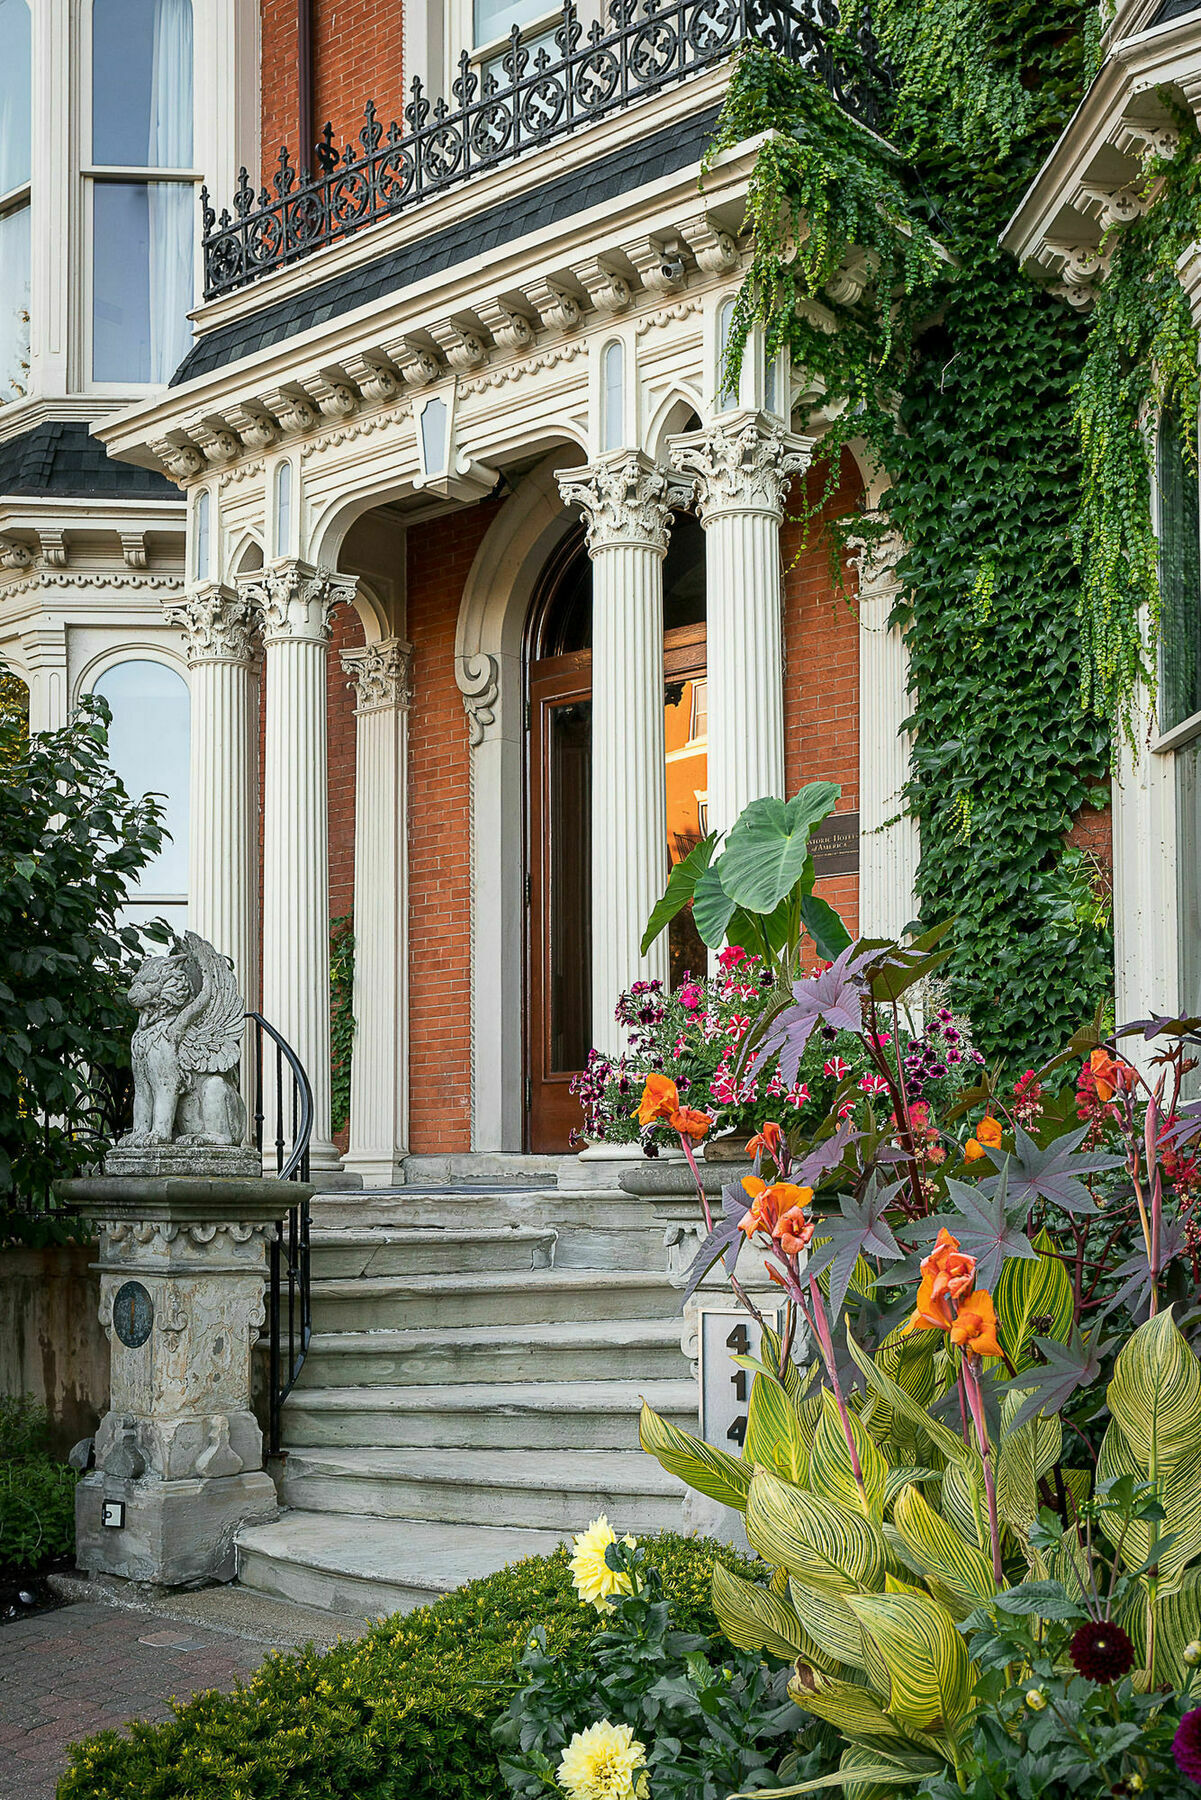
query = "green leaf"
xmin=809 ymin=1388 xmax=890 ymax=1521
xmin=845 ymin=1590 xmax=974 ymax=1741
xmin=800 ymin=892 xmax=853 ymax=958
xmin=638 ymin=1402 xmax=751 ymax=1511
xmin=847 ymin=1328 xmax=982 ymax=1476
xmin=711 ymin=1558 xmax=830 ymax=1666
xmin=1097 ymin=1421 xmax=1201 ymax=1585
xmin=640 ymin=832 xmax=718 ymax=955
xmin=745 ymin=1371 xmax=811 ymax=1486
xmin=891 ymin=1483 xmax=996 ymax=1613
xmin=995 ymin=1394 xmax=1062 ymax=1547
xmin=692 ymin=862 xmax=736 ymax=947
xmin=745 ymin=1466 xmax=887 ymax=1591
xmin=1107 ymin=1308 xmax=1201 ymax=1472
xmin=716 ymin=785 xmax=841 ymax=913
xmin=994 ymin=1232 xmax=1073 ymax=1368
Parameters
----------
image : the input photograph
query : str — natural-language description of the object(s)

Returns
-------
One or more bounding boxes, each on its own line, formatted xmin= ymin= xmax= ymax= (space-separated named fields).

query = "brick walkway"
xmin=0 ymin=1601 xmax=271 ymax=1799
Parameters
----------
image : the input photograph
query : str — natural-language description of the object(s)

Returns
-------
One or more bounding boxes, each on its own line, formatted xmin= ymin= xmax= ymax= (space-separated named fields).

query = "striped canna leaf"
xmin=745 ymin=1370 xmax=811 ymax=1486
xmin=790 ymin=1576 xmax=871 ymax=1671
xmin=994 ymin=1231 xmax=1073 ymax=1368
xmin=746 ymin=1466 xmax=887 ymax=1591
xmin=638 ymin=1401 xmax=751 ymax=1511
xmin=891 ymin=1483 xmax=996 ymax=1613
xmin=786 ymin=1664 xmax=944 ymax=1756
xmin=1097 ymin=1420 xmax=1201 ymax=1585
xmin=711 ymin=1558 xmax=838 ymax=1670
xmin=845 ymin=1589 xmax=975 ymax=1744
xmin=809 ymin=1389 xmax=890 ymax=1520
xmin=995 ymin=1391 xmax=1062 ymax=1544
xmin=1107 ymin=1308 xmax=1201 ymax=1472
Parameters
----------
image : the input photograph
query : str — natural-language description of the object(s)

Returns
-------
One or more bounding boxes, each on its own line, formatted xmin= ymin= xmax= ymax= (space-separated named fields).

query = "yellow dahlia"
xmin=558 ymin=1720 xmax=649 ymax=1800
xmin=569 ymin=1515 xmax=636 ymax=1612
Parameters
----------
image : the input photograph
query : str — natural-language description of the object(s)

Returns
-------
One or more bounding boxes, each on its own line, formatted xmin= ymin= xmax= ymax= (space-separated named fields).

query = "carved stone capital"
xmin=671 ymin=414 xmax=811 ymax=521
xmin=557 ymin=452 xmax=692 ymax=554
xmin=847 ymin=527 xmax=904 ymax=598
xmin=456 ymin=652 xmax=499 ymax=747
xmin=165 ymin=583 xmax=259 ymax=666
xmin=239 ymin=559 xmax=357 ymax=646
xmin=342 ymin=637 xmax=414 ymax=713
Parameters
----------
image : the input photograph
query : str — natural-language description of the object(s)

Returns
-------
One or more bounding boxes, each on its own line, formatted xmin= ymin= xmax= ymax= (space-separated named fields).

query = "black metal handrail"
xmin=247 ymin=1010 xmax=314 ymax=1456
xmin=201 ymin=0 xmax=888 ymax=298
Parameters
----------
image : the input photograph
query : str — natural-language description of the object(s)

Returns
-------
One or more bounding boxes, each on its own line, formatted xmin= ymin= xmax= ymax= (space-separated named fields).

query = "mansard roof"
xmin=171 ymin=102 xmax=721 ymax=388
xmin=0 ymin=421 xmax=176 ymax=500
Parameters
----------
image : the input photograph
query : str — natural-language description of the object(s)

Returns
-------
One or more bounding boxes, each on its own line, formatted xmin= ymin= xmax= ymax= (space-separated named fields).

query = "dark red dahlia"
xmin=1068 ymin=1620 xmax=1134 ymax=1684
xmin=1173 ymin=1706 xmax=1201 ymax=1782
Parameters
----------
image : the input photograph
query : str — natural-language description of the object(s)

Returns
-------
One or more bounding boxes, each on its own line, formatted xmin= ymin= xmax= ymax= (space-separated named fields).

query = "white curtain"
xmin=0 ymin=0 xmax=31 ymax=196
xmin=147 ymin=0 xmax=193 ymax=381
xmin=0 ymin=199 xmax=29 ymax=398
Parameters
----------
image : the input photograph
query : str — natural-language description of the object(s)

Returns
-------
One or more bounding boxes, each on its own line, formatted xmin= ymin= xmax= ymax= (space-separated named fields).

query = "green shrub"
xmin=58 ymin=1533 xmax=756 ymax=1800
xmin=0 ymin=1395 xmax=79 ymax=1574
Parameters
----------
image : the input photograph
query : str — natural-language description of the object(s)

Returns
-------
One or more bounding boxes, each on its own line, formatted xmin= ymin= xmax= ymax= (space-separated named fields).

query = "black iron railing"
xmin=201 ymin=0 xmax=888 ymax=299
xmin=247 ymin=1011 xmax=314 ymax=1457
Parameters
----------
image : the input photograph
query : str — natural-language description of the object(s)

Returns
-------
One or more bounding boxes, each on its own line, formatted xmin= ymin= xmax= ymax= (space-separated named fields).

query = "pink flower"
xmin=785 ymin=1082 xmax=811 ymax=1109
xmin=858 ymin=1074 xmax=890 ymax=1095
xmin=678 ymin=981 xmax=704 ymax=1012
xmin=726 ymin=1014 xmax=751 ymax=1040
xmin=866 ymin=1031 xmax=893 ymax=1048
xmin=673 ymin=1034 xmax=688 ymax=1057
xmin=701 ymin=1015 xmax=724 ymax=1042
xmin=823 ymin=1056 xmax=850 ymax=1080
xmin=766 ymin=1072 xmax=785 ymax=1097
xmin=718 ymin=946 xmax=748 ymax=970
xmin=837 ymin=1098 xmax=857 ymax=1119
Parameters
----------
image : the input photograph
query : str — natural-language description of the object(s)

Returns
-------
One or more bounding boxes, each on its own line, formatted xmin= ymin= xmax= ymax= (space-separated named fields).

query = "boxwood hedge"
xmin=58 ymin=1532 xmax=755 ymax=1800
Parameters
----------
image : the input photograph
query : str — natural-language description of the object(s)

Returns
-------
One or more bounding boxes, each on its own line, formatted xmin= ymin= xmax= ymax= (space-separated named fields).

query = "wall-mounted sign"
xmin=697 ymin=1307 xmax=782 ymax=1452
xmin=101 ymin=1500 xmax=126 ymax=1529
xmin=112 ymin=1280 xmax=154 ymax=1349
xmin=809 ymin=810 xmax=860 ymax=876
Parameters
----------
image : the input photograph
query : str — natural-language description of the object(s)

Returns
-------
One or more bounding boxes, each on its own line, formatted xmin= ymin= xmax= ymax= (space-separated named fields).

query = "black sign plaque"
xmin=809 ymin=810 xmax=860 ymax=876
xmin=112 ymin=1280 xmax=154 ymax=1349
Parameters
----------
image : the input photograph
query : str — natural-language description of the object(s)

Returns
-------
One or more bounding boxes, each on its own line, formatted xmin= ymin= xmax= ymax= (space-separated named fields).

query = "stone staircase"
xmin=235 ymin=1165 xmax=696 ymax=1617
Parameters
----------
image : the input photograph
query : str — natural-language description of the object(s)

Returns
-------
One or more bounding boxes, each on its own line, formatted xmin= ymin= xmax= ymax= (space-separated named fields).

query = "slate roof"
xmin=173 ymin=103 xmax=723 ymax=387
xmin=0 ymin=421 xmax=176 ymax=500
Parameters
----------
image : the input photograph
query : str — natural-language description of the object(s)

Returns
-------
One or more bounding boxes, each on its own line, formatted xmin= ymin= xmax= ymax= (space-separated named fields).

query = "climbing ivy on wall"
xmin=712 ymin=0 xmax=1133 ymax=1067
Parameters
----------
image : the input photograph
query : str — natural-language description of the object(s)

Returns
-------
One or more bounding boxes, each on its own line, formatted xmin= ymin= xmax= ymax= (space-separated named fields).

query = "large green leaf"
xmin=891 ymin=1483 xmax=995 ymax=1612
xmin=711 ymin=1558 xmax=832 ymax=1667
xmin=729 ymin=1748 xmax=937 ymax=1798
xmin=716 ymin=785 xmax=841 ymax=913
xmin=847 ymin=1329 xmax=981 ymax=1476
xmin=640 ymin=831 xmax=717 ymax=955
xmin=1097 ymin=1420 xmax=1201 ymax=1585
xmin=745 ymin=1371 xmax=811 ymax=1486
xmin=638 ymin=1402 xmax=751 ymax=1511
xmin=995 ymin=1392 xmax=1062 ymax=1546
xmin=801 ymin=891 xmax=854 ymax=958
xmin=1107 ymin=1308 xmax=1201 ymax=1473
xmin=787 ymin=1666 xmax=940 ymax=1754
xmin=1154 ymin=1565 xmax=1201 ymax=1684
xmin=846 ymin=1590 xmax=974 ymax=1741
xmin=994 ymin=1232 xmax=1073 ymax=1368
xmin=745 ymin=1466 xmax=887 ymax=1591
xmin=790 ymin=1575 xmax=872 ymax=1670
xmin=692 ymin=862 xmax=736 ymax=947
xmin=809 ymin=1388 xmax=890 ymax=1521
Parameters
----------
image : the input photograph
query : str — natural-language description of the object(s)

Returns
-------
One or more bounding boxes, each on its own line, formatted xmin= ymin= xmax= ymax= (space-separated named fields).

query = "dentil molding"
xmin=342 ymin=637 xmax=414 ymax=712
xmin=557 ymin=451 xmax=694 ymax=554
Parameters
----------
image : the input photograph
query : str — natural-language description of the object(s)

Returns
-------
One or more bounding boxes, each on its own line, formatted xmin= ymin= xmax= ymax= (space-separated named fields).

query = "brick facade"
xmin=782 ymin=452 xmax=864 ymax=947
xmin=260 ymin=0 xmax=407 ymax=177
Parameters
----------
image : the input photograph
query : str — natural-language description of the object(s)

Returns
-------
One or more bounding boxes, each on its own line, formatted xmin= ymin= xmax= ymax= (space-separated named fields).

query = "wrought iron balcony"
xmin=201 ymin=0 xmax=887 ymax=300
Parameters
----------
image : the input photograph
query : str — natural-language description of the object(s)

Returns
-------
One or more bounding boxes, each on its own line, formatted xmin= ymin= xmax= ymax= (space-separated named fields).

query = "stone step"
xmin=237 ymin=1513 xmax=565 ymax=1619
xmin=308 ymin=1268 xmax=679 ymax=1333
xmin=282 ymin=1378 xmax=697 ymax=1449
xmin=295 ymin=1316 xmax=688 ymax=1388
xmin=311 ymin=1188 xmax=661 ymax=1250
xmin=309 ymin=1225 xmax=556 ymax=1278
xmin=277 ymin=1446 xmax=686 ymax=1532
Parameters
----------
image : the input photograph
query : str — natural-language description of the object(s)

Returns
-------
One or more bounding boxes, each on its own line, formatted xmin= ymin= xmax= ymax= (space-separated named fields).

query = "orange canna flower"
xmin=776 ymin=1206 xmax=815 ymax=1255
xmin=976 ymin=1116 xmax=1004 ymax=1149
xmin=949 ymin=1288 xmax=1003 ymax=1360
xmin=1089 ymin=1047 xmax=1132 ymax=1106
xmin=747 ymin=1121 xmax=785 ymax=1162
xmin=738 ymin=1177 xmax=814 ymax=1250
xmin=905 ymin=1227 xmax=977 ymax=1333
xmin=636 ymin=1072 xmax=680 ymax=1128
xmin=964 ymin=1138 xmax=985 ymax=1162
xmin=670 ymin=1106 xmax=712 ymax=1141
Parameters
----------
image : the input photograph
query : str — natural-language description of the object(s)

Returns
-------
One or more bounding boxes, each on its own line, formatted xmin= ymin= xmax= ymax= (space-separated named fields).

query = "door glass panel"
xmin=548 ymin=696 xmax=591 ymax=1071
xmin=664 ymin=673 xmax=707 ymax=986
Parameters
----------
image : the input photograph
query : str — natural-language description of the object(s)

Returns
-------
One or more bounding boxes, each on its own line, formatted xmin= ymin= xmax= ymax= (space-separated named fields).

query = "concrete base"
xmin=76 ymin=1469 xmax=278 ymax=1586
xmin=103 ymin=1144 xmax=262 ymax=1181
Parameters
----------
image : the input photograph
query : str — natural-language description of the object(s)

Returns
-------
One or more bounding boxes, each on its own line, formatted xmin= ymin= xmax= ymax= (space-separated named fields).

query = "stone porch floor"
xmin=0 ymin=1582 xmax=367 ymax=1799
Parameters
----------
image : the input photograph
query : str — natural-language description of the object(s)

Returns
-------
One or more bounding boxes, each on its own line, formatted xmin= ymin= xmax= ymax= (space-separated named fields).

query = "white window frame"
xmin=81 ymin=0 xmax=201 ymax=397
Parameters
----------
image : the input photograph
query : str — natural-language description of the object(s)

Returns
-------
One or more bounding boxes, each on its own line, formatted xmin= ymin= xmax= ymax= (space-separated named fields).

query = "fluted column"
xmin=672 ymin=412 xmax=810 ymax=836
xmin=20 ymin=624 xmax=69 ymax=733
xmin=849 ymin=530 xmax=920 ymax=939
xmin=164 ymin=585 xmax=259 ymax=1020
xmin=341 ymin=638 xmax=412 ymax=1186
xmin=241 ymin=559 xmax=357 ymax=1171
xmin=558 ymin=452 xmax=690 ymax=1056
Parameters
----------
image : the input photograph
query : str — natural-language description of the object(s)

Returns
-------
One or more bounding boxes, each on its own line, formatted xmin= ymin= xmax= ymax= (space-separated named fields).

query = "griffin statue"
xmin=121 ymin=931 xmax=248 ymax=1148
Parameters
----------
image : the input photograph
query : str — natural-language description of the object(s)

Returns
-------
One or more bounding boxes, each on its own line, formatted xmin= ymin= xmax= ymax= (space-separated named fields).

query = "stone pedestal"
xmin=59 ymin=1175 xmax=312 ymax=1586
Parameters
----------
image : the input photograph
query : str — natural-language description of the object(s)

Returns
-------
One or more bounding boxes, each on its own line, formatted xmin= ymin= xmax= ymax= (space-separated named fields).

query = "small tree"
xmin=0 ymin=691 xmax=166 ymax=1212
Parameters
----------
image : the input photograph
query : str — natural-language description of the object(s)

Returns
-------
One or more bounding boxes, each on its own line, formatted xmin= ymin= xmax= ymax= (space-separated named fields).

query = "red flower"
xmin=1068 ymin=1621 xmax=1134 ymax=1684
xmin=717 ymin=947 xmax=748 ymax=970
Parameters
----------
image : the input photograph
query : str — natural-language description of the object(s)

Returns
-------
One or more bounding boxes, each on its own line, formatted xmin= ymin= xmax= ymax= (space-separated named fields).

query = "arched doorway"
xmin=525 ymin=513 xmax=708 ymax=1151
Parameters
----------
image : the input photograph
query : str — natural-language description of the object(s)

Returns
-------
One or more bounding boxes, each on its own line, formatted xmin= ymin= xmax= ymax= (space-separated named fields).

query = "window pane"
xmin=1179 ymin=740 xmax=1201 ymax=1019
xmin=0 ymin=0 xmax=31 ymax=194
xmin=602 ymin=340 xmax=624 ymax=453
xmin=93 ymin=659 xmax=190 ymax=899
xmin=548 ymin=697 xmax=591 ymax=1071
xmin=665 ymin=674 xmax=707 ymax=986
xmin=93 ymin=180 xmax=193 ymax=382
xmin=474 ymin=0 xmax=550 ymax=50
xmin=93 ymin=0 xmax=192 ymax=166
xmin=1159 ymin=406 xmax=1201 ymax=732
xmin=0 ymin=200 xmax=29 ymax=401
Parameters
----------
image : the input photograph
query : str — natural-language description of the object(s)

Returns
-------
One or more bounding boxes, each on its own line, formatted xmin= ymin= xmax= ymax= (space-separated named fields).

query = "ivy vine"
xmin=330 ymin=912 xmax=355 ymax=1136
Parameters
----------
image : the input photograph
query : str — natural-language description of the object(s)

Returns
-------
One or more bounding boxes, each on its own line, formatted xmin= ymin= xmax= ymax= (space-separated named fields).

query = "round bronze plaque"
xmin=112 ymin=1280 xmax=154 ymax=1348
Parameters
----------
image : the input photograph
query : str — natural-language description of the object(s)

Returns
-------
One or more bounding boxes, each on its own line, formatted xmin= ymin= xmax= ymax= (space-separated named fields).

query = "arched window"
xmin=0 ymin=0 xmax=31 ymax=404
xmin=717 ymin=299 xmax=737 ymax=412
xmin=93 ymin=658 xmax=190 ymax=928
xmin=602 ymin=340 xmax=625 ymax=453
xmin=194 ymin=487 xmax=211 ymax=582
xmin=274 ymin=460 xmax=293 ymax=555
xmin=91 ymin=0 xmax=195 ymax=385
xmin=1158 ymin=405 xmax=1201 ymax=734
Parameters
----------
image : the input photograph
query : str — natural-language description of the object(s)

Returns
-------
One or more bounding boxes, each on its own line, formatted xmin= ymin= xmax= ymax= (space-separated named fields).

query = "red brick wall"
xmin=406 ymin=500 xmax=503 ymax=1153
xmin=260 ymin=0 xmax=407 ymax=176
xmin=781 ymin=452 xmax=864 ymax=950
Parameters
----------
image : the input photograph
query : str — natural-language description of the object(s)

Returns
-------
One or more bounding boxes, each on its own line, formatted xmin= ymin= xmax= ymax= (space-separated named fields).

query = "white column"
xmin=558 ymin=452 xmax=688 ymax=1057
xmin=850 ymin=531 xmax=920 ymax=939
xmin=672 ymin=413 xmax=809 ymax=836
xmin=340 ymin=638 xmax=412 ymax=1186
xmin=241 ymin=559 xmax=357 ymax=1171
xmin=164 ymin=585 xmax=259 ymax=1007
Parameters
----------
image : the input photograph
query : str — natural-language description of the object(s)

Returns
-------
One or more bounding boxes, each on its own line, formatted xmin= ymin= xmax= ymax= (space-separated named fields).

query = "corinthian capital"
xmin=165 ymin=583 xmax=258 ymax=665
xmin=847 ymin=526 xmax=905 ymax=608
xmin=341 ymin=638 xmax=413 ymax=713
xmin=239 ymin=559 xmax=358 ymax=645
xmin=557 ymin=451 xmax=694 ymax=555
xmin=671 ymin=413 xmax=812 ymax=522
